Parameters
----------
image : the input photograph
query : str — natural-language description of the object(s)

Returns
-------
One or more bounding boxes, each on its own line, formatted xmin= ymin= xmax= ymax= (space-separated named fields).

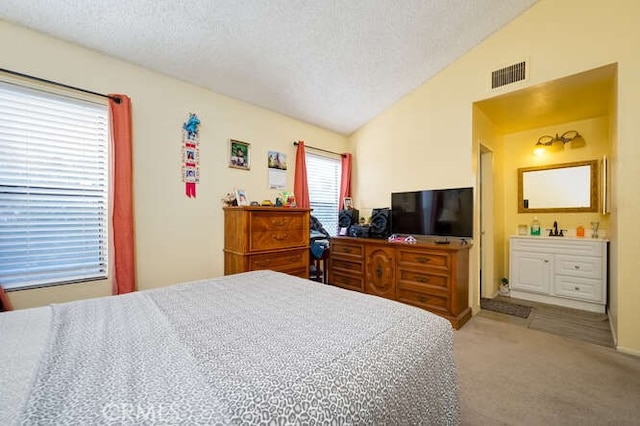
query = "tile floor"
xmin=478 ymin=295 xmax=614 ymax=348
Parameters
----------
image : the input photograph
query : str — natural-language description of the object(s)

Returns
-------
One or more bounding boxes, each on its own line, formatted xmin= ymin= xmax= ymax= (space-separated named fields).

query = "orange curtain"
xmin=0 ymin=284 xmax=12 ymax=311
xmin=293 ymin=141 xmax=310 ymax=209
xmin=109 ymin=95 xmax=136 ymax=295
xmin=339 ymin=153 xmax=352 ymax=210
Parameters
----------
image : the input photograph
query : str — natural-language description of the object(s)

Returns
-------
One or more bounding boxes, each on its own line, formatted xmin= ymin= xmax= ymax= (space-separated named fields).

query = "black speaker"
xmin=349 ymin=224 xmax=370 ymax=238
xmin=338 ymin=209 xmax=359 ymax=228
xmin=338 ymin=208 xmax=359 ymax=235
xmin=370 ymin=208 xmax=391 ymax=238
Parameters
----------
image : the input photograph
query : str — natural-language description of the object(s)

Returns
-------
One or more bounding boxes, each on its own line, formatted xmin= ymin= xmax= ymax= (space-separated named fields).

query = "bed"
xmin=0 ymin=270 xmax=460 ymax=424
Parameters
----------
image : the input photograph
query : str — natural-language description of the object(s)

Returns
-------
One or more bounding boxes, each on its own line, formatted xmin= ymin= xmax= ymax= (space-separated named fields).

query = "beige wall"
xmin=349 ymin=0 xmax=640 ymax=355
xmin=1 ymin=19 xmax=348 ymax=309
xmin=503 ymin=116 xmax=610 ymax=239
xmin=473 ymin=107 xmax=506 ymax=297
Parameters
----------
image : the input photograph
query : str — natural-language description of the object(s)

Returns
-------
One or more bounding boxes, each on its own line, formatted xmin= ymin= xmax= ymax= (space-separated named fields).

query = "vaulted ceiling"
xmin=1 ymin=0 xmax=538 ymax=135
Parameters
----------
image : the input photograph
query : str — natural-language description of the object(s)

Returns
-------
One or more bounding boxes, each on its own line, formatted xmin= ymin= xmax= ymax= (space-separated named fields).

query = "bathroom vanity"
xmin=509 ymin=236 xmax=608 ymax=313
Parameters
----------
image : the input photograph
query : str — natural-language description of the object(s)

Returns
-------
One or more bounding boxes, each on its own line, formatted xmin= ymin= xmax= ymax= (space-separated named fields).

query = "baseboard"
xmin=608 ymin=310 xmax=618 ymax=348
xmin=482 ymin=289 xmax=501 ymax=300
xmin=616 ymin=345 xmax=640 ymax=358
xmin=510 ymin=290 xmax=605 ymax=313
xmin=471 ymin=303 xmax=481 ymax=315
xmin=609 ymin=311 xmax=640 ymax=357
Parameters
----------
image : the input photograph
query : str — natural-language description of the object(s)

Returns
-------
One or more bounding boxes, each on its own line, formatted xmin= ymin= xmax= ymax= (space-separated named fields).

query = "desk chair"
xmin=309 ymin=215 xmax=331 ymax=283
xmin=310 ymin=245 xmax=330 ymax=283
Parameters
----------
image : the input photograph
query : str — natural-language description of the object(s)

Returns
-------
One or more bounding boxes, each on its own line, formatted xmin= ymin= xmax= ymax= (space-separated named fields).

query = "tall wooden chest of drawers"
xmin=329 ymin=237 xmax=471 ymax=329
xmin=224 ymin=206 xmax=310 ymax=278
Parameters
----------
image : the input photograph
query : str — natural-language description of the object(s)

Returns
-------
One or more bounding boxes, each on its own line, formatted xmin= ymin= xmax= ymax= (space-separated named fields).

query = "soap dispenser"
xmin=531 ymin=217 xmax=541 ymax=236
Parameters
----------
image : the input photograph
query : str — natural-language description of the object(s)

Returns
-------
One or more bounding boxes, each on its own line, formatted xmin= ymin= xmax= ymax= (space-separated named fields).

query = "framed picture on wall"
xmin=229 ymin=139 xmax=250 ymax=170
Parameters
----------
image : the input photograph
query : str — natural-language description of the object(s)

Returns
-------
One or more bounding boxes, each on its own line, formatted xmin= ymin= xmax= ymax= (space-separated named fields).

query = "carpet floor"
xmin=454 ymin=316 xmax=640 ymax=425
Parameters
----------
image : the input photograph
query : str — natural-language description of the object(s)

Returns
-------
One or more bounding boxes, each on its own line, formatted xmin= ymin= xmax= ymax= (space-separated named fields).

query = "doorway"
xmin=472 ymin=64 xmax=618 ymax=345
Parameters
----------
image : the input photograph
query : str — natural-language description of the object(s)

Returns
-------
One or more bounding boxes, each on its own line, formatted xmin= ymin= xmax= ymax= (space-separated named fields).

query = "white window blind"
xmin=0 ymin=82 xmax=109 ymax=290
xmin=306 ymin=152 xmax=341 ymax=236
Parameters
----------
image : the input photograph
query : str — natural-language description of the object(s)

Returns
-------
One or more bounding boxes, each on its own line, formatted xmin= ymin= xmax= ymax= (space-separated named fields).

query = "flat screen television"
xmin=391 ymin=187 xmax=473 ymax=239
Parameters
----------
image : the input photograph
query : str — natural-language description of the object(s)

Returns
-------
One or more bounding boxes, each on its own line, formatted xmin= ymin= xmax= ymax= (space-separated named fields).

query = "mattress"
xmin=0 ymin=270 xmax=460 ymax=424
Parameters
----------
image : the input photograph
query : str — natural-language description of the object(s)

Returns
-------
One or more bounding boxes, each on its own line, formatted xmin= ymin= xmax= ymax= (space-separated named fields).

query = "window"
xmin=0 ymin=82 xmax=109 ymax=290
xmin=306 ymin=152 xmax=341 ymax=236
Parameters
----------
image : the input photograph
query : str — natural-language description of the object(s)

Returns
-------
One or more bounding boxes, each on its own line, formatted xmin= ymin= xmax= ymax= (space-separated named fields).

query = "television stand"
xmin=328 ymin=236 xmax=472 ymax=329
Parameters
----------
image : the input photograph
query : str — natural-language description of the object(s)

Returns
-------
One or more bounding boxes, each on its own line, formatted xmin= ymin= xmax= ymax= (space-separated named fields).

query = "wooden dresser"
xmin=224 ymin=206 xmax=310 ymax=278
xmin=329 ymin=237 xmax=471 ymax=329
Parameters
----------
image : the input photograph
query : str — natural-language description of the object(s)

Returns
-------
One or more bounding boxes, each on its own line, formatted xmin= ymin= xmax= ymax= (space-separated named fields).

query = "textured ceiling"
xmin=1 ymin=0 xmax=537 ymax=135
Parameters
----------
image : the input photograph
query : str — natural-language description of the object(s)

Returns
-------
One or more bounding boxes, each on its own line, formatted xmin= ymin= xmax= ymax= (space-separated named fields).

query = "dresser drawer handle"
xmin=343 ymin=248 xmax=352 ymax=253
xmin=417 ymin=295 xmax=428 ymax=303
xmin=272 ymin=219 xmax=288 ymax=227
xmin=574 ymin=265 xmax=580 ymax=269
xmin=416 ymin=276 xmax=430 ymax=283
xmin=544 ymin=259 xmax=549 ymax=263
xmin=256 ymin=256 xmax=298 ymax=267
xmin=416 ymin=257 xmax=430 ymax=263
xmin=574 ymin=286 xmax=580 ymax=291
xmin=272 ymin=234 xmax=288 ymax=241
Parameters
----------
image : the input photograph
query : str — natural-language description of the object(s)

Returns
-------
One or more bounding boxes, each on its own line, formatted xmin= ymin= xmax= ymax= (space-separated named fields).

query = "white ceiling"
xmin=1 ymin=0 xmax=537 ymax=135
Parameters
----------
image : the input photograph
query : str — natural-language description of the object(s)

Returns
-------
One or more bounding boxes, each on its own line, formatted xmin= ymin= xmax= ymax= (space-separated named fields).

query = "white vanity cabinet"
xmin=509 ymin=236 xmax=608 ymax=313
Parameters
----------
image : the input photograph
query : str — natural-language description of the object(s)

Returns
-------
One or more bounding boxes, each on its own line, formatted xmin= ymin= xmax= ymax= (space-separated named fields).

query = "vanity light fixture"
xmin=533 ymin=130 xmax=585 ymax=156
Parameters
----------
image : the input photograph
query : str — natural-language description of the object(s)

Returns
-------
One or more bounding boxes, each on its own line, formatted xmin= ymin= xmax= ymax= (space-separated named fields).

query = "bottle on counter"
xmin=531 ymin=217 xmax=541 ymax=236
xmin=576 ymin=225 xmax=585 ymax=237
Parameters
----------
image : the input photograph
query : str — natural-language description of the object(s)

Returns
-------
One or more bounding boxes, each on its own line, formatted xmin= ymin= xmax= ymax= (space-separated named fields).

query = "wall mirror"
xmin=518 ymin=160 xmax=598 ymax=213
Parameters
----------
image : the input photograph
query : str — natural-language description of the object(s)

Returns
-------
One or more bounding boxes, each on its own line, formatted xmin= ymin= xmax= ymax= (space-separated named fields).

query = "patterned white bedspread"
xmin=1 ymin=270 xmax=460 ymax=425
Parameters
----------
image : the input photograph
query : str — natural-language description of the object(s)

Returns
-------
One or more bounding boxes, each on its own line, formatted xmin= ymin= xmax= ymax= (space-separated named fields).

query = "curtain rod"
xmin=293 ymin=141 xmax=345 ymax=157
xmin=0 ymin=68 xmax=122 ymax=104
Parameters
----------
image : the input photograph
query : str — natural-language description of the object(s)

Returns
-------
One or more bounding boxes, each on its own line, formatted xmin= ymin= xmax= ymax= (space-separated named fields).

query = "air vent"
xmin=491 ymin=61 xmax=527 ymax=89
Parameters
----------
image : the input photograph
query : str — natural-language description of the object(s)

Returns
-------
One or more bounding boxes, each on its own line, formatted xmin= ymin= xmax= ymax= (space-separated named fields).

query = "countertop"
xmin=511 ymin=234 xmax=609 ymax=242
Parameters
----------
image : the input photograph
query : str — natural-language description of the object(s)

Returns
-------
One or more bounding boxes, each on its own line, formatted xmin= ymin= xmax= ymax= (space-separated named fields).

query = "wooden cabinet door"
xmin=510 ymin=250 xmax=551 ymax=294
xmin=365 ymin=246 xmax=395 ymax=300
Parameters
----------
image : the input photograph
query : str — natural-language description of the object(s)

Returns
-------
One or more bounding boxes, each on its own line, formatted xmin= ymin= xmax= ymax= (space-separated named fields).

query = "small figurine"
xmin=182 ymin=113 xmax=201 ymax=139
xmin=221 ymin=192 xmax=236 ymax=207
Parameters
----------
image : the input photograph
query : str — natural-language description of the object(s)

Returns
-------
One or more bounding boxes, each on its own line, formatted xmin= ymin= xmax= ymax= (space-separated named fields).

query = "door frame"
xmin=479 ymin=145 xmax=496 ymax=298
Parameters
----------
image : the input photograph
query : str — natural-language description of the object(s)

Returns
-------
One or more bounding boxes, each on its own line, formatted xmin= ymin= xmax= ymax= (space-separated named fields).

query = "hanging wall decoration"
xmin=181 ymin=113 xmax=201 ymax=198
xmin=268 ymin=150 xmax=287 ymax=189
